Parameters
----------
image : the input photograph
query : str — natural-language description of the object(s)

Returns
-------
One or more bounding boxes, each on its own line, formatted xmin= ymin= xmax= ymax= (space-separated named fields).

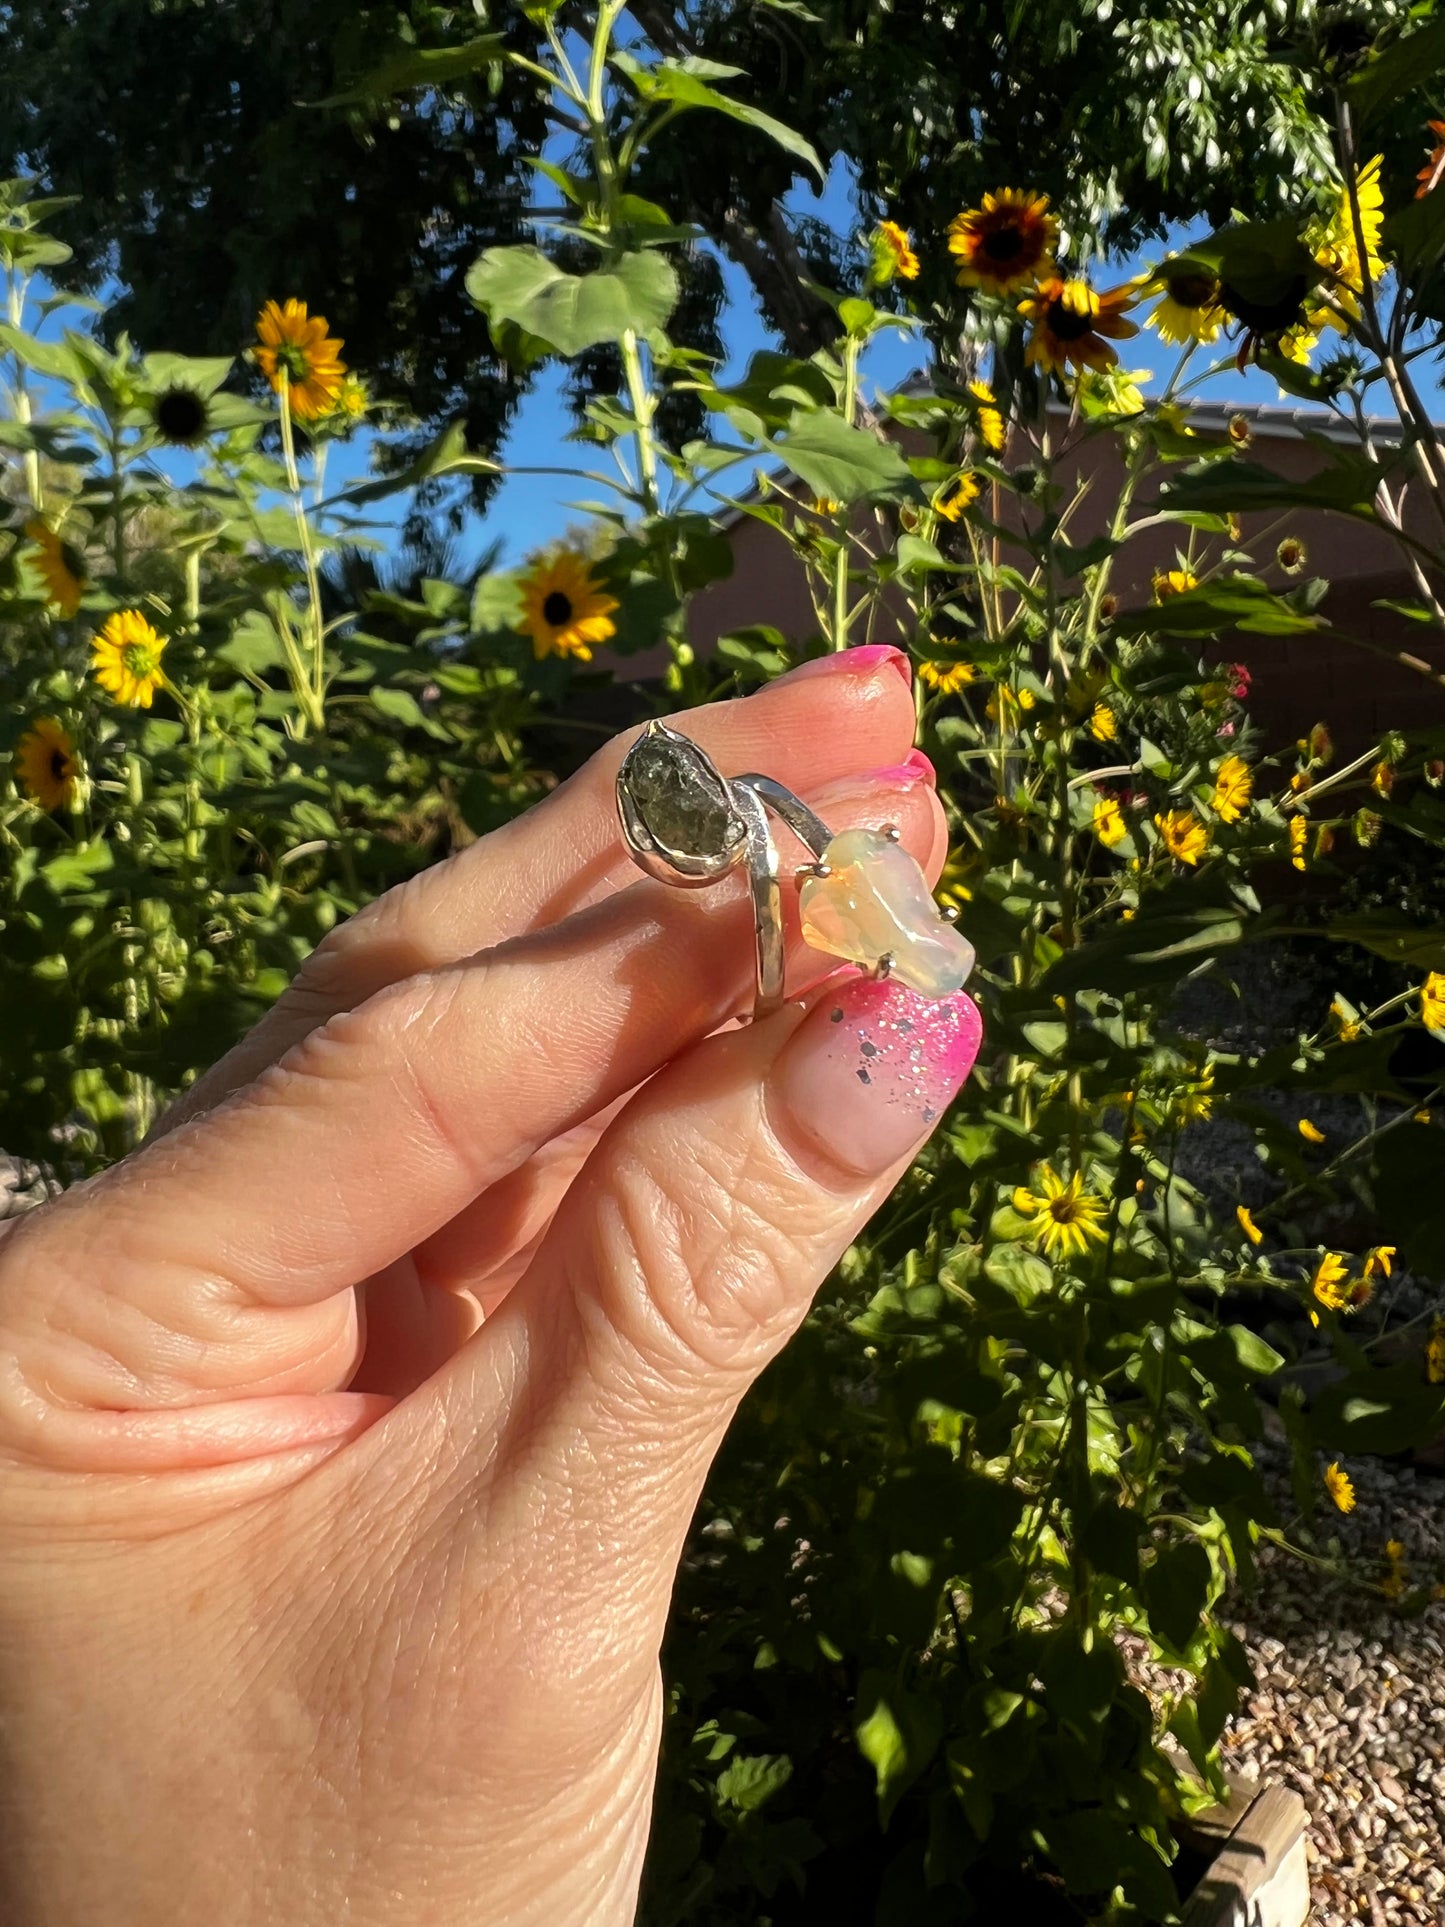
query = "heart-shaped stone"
xmin=799 ymin=827 xmax=975 ymax=997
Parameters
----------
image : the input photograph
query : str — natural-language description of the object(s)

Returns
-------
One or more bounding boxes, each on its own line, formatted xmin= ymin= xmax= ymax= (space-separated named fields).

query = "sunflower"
xmin=872 ymin=219 xmax=919 ymax=284
xmin=1153 ymin=568 xmax=1197 ymax=601
xmin=1237 ymin=1205 xmax=1264 ymax=1246
xmin=1312 ymin=1250 xmax=1352 ymax=1312
xmin=1013 ymin=1163 xmax=1109 ymax=1264
xmin=152 ymin=386 xmax=213 ymax=446
xmin=14 ymin=716 xmax=79 ymax=811
xmin=1364 ymin=1245 xmax=1396 ymax=1282
xmin=1288 ymin=814 xmax=1308 ymax=870
xmin=986 ymin=684 xmax=1036 ymax=731
xmin=918 ymin=658 xmax=978 ymax=696
xmin=1019 ymin=277 xmax=1139 ymax=376
xmin=25 ymin=519 xmax=85 ymax=617
xmin=1149 ymin=264 xmax=1227 ymax=345
xmin=1092 ymin=794 xmax=1127 ymax=847
xmin=1210 ymin=755 xmax=1253 ymax=825
xmin=1088 ymin=702 xmax=1117 ymax=743
xmin=516 ymin=551 xmax=619 ymax=663
xmin=1420 ymin=971 xmax=1445 ymax=1033
xmin=969 ymin=379 xmax=1007 ymax=452
xmin=333 ymin=374 xmax=370 ymax=421
xmin=947 ymin=190 xmax=1058 ymax=296
xmin=254 ymin=299 xmax=347 ymax=419
xmin=932 ymin=471 xmax=981 ymax=521
xmin=1324 ymin=1461 xmax=1356 ymax=1514
xmin=1155 ymin=809 xmax=1210 ymax=867
xmin=1309 ymin=156 xmax=1385 ymax=330
xmin=1428 ymin=1317 xmax=1445 ymax=1386
xmin=91 ymin=609 xmax=168 ymax=708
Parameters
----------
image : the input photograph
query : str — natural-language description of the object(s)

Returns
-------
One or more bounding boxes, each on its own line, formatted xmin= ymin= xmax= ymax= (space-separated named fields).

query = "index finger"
xmin=167 ymin=647 xmax=915 ymax=1129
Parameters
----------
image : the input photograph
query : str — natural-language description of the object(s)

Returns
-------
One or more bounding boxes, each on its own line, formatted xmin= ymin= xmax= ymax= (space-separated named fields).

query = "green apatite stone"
xmin=627 ymin=734 xmax=740 ymax=856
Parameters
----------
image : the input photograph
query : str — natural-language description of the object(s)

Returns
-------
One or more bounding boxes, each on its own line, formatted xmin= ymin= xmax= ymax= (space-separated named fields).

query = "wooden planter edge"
xmin=1178 ymin=1780 xmax=1309 ymax=1927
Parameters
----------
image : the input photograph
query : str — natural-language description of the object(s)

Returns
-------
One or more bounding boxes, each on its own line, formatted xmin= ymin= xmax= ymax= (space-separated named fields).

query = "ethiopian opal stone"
xmin=799 ymin=827 xmax=976 ymax=997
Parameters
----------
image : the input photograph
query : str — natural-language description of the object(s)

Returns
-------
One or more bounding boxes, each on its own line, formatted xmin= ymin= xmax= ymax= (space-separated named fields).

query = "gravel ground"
xmin=1217 ymin=1446 xmax=1445 ymax=1926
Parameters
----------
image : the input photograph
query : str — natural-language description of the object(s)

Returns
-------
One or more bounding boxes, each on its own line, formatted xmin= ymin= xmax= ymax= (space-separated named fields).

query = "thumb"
xmin=423 ymin=971 xmax=981 ymax=1641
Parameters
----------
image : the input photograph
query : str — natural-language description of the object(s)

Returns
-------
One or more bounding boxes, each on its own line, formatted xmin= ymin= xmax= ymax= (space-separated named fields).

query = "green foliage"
xmin=8 ymin=6 xmax=1445 ymax=1920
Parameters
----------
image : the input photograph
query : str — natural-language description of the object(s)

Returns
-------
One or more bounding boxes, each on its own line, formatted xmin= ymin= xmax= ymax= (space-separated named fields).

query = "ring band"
xmin=616 ymin=720 xmax=975 ymax=1020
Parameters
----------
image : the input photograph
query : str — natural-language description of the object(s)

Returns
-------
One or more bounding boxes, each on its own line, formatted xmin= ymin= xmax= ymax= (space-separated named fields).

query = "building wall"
xmin=667 ymin=411 xmax=1445 ymax=754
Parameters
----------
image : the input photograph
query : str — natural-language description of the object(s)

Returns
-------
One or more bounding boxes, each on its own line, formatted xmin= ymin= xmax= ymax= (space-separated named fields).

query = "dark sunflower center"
xmin=1219 ymin=274 xmax=1310 ymax=334
xmin=983 ymin=225 xmax=1027 ymax=263
xmin=542 ymin=591 xmax=573 ymax=626
xmin=1048 ymin=1198 xmax=1080 ymax=1223
xmin=49 ymin=748 xmax=68 ymax=780
xmin=155 ymin=388 xmax=209 ymax=443
xmin=1046 ymin=298 xmax=1095 ymax=342
xmin=1167 ymin=272 xmax=1219 ymax=311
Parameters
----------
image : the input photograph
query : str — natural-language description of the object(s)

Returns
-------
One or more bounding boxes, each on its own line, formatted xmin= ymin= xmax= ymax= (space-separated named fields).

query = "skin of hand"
xmin=0 ymin=647 xmax=982 ymax=1926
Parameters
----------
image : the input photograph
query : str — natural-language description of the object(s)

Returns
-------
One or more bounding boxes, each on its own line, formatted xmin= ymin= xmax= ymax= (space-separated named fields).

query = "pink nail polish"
xmin=784 ymin=645 xmax=911 ymax=688
xmin=774 ymin=978 xmax=981 ymax=1178
xmin=866 ymin=748 xmax=936 ymax=790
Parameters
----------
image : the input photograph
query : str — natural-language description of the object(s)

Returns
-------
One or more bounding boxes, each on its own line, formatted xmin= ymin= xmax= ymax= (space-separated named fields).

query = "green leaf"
xmin=465 ymin=246 xmax=678 ymax=359
xmin=1312 ymin=1363 xmax=1445 ymax=1455
xmin=1043 ymin=908 xmax=1250 ymax=994
xmin=983 ymin=1241 xmax=1052 ymax=1305
xmin=216 ymin=609 xmax=287 ymax=676
xmin=1328 ymin=912 xmax=1445 ymax=972
xmin=771 ymin=412 xmax=915 ymax=506
xmin=1383 ymin=190 xmax=1445 ymax=280
xmin=1221 ymin=1324 xmax=1285 ymax=1378
xmin=1159 ymin=453 xmax=1383 ymax=520
xmin=316 ymin=34 xmax=508 ymax=108
xmin=1108 ymin=574 xmax=1327 ymax=639
xmin=1350 ymin=16 xmax=1445 ymax=124
xmin=40 ymin=841 xmax=114 ymax=894
xmin=713 ymin=1752 xmax=793 ymax=1814
xmin=1371 ymin=1126 xmax=1445 ymax=1276
xmin=335 ymin=420 xmax=498 ymax=509
xmin=704 ymin=350 xmax=837 ymax=434
xmin=369 ymin=686 xmax=425 ymax=728
xmin=1140 ymin=1541 xmax=1213 ymax=1655
xmin=614 ymin=54 xmax=823 ymax=182
xmin=1078 ymin=1500 xmax=1142 ymax=1585
xmin=855 ymin=1672 xmax=944 ymax=1826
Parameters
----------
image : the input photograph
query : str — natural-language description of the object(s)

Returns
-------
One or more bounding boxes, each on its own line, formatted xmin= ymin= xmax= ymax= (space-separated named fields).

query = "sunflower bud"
xmin=1277 ymin=537 xmax=1307 ymax=574
xmin=1308 ymin=722 xmax=1334 ymax=765
xmin=1355 ymin=808 xmax=1383 ymax=847
xmin=1227 ymin=415 xmax=1252 ymax=447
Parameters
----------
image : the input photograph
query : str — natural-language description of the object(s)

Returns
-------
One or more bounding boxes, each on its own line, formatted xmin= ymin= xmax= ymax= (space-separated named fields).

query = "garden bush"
xmin=7 ymin=6 xmax=1445 ymax=1918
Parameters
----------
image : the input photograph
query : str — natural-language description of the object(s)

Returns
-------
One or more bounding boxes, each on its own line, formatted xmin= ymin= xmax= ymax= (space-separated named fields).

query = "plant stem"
xmin=276 ymin=374 xmax=327 ymax=733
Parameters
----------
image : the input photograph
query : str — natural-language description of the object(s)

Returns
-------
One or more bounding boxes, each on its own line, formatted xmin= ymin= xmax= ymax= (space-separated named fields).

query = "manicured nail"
xmin=784 ymin=645 xmax=911 ymax=688
xmin=773 ymin=977 xmax=981 ymax=1178
xmin=864 ymin=748 xmax=936 ymax=790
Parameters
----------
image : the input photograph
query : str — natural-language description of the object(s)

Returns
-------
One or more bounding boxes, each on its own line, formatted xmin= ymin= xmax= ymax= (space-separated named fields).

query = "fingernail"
xmin=864 ymin=748 xmax=936 ymax=790
xmin=773 ymin=978 xmax=982 ymax=1179
xmin=783 ymin=645 xmax=911 ymax=688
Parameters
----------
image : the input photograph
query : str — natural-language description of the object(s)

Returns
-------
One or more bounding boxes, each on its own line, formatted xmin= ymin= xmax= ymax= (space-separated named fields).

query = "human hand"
xmin=0 ymin=648 xmax=981 ymax=1925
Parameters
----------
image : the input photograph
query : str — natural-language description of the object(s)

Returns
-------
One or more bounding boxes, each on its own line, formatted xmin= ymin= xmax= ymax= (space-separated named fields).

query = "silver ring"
xmin=616 ymin=720 xmax=975 ymax=1019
